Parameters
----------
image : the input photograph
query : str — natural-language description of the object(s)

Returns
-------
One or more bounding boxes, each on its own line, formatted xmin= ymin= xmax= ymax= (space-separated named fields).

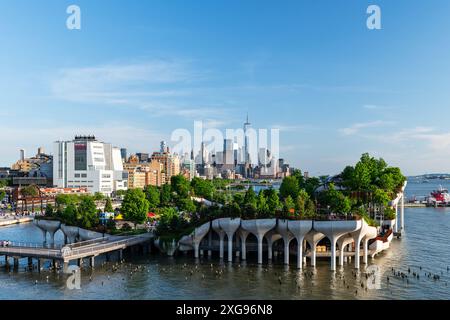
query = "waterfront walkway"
xmin=0 ymin=216 xmax=33 ymax=227
xmin=0 ymin=233 xmax=153 ymax=270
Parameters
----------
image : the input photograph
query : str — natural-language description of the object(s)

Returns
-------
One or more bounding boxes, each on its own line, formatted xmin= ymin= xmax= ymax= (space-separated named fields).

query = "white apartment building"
xmin=53 ymin=136 xmax=128 ymax=196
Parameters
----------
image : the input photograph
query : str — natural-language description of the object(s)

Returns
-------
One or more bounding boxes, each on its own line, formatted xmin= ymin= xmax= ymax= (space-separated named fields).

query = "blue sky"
xmin=1 ymin=0 xmax=450 ymax=175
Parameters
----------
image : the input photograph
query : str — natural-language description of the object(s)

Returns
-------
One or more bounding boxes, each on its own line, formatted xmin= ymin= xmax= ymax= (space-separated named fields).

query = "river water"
xmin=0 ymin=180 xmax=449 ymax=300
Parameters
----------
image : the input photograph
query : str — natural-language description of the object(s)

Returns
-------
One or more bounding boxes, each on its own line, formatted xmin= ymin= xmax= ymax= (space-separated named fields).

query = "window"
xmin=94 ymin=158 xmax=104 ymax=162
xmin=74 ymin=174 xmax=80 ymax=178
xmin=74 ymin=142 xmax=87 ymax=171
xmin=81 ymin=174 xmax=87 ymax=178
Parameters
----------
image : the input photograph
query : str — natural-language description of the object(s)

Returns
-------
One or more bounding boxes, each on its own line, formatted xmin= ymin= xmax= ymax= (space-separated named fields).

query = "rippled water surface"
xmin=1 ymin=180 xmax=449 ymax=300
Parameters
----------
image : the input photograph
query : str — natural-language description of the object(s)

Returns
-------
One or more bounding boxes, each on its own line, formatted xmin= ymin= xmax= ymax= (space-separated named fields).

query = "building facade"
xmin=53 ymin=136 xmax=128 ymax=196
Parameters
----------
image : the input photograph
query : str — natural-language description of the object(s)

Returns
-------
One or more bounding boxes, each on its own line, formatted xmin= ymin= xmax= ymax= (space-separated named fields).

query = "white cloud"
xmin=270 ymin=124 xmax=316 ymax=132
xmin=47 ymin=60 xmax=232 ymax=121
xmin=339 ymin=120 xmax=396 ymax=136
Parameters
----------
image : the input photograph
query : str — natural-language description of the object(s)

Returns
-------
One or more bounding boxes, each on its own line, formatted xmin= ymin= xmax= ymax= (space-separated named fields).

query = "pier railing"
xmin=67 ymin=237 xmax=110 ymax=249
xmin=64 ymin=235 xmax=152 ymax=258
xmin=5 ymin=241 xmax=63 ymax=250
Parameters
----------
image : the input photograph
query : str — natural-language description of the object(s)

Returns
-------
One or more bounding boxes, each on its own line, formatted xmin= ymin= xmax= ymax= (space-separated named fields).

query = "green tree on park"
xmin=191 ymin=177 xmax=215 ymax=199
xmin=244 ymin=187 xmax=257 ymax=208
xmin=265 ymin=189 xmax=281 ymax=214
xmin=295 ymin=190 xmax=308 ymax=215
xmin=121 ymin=189 xmax=150 ymax=229
xmin=93 ymin=192 xmax=105 ymax=201
xmin=104 ymin=197 xmax=114 ymax=212
xmin=61 ymin=203 xmax=78 ymax=226
xmin=325 ymin=184 xmax=352 ymax=215
xmin=282 ymin=195 xmax=295 ymax=218
xmin=160 ymin=183 xmax=172 ymax=206
xmin=222 ymin=202 xmax=241 ymax=218
xmin=279 ymin=176 xmax=299 ymax=200
xmin=232 ymin=193 xmax=244 ymax=206
xmin=45 ymin=204 xmax=54 ymax=217
xmin=171 ymin=175 xmax=191 ymax=200
xmin=0 ymin=190 xmax=6 ymax=201
xmin=257 ymin=191 xmax=270 ymax=218
xmin=179 ymin=198 xmax=196 ymax=213
xmin=301 ymin=177 xmax=321 ymax=197
xmin=78 ymin=195 xmax=99 ymax=229
xmin=144 ymin=185 xmax=160 ymax=209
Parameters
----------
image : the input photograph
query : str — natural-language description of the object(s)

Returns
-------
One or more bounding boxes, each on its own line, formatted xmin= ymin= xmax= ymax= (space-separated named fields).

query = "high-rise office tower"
xmin=120 ymin=148 xmax=128 ymax=161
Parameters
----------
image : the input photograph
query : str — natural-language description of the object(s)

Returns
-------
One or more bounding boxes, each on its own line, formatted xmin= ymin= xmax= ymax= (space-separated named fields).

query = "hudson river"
xmin=1 ymin=180 xmax=449 ymax=300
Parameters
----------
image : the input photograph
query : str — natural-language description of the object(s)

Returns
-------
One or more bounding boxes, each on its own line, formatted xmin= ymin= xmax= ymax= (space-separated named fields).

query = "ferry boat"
xmin=428 ymin=186 xmax=450 ymax=206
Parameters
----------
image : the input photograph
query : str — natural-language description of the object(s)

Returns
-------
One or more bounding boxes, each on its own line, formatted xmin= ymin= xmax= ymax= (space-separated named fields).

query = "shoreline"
xmin=0 ymin=217 xmax=34 ymax=227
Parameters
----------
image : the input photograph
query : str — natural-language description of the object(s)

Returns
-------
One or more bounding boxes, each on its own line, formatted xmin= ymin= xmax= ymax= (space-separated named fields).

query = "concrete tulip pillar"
xmin=363 ymin=239 xmax=369 ymax=264
xmin=265 ymin=231 xmax=282 ymax=261
xmin=34 ymin=220 xmax=61 ymax=247
xmin=238 ymin=230 xmax=250 ymax=260
xmin=350 ymin=223 xmax=369 ymax=269
xmin=216 ymin=218 xmax=241 ymax=262
xmin=337 ymin=237 xmax=353 ymax=267
xmin=191 ymin=221 xmax=211 ymax=259
xmin=41 ymin=229 xmax=48 ymax=245
xmin=362 ymin=224 xmax=377 ymax=265
xmin=288 ymin=220 xmax=313 ymax=269
xmin=276 ymin=219 xmax=294 ymax=265
xmin=241 ymin=219 xmax=276 ymax=264
xmin=394 ymin=205 xmax=399 ymax=233
xmin=401 ymin=195 xmax=405 ymax=231
xmin=315 ymin=220 xmax=361 ymax=271
xmin=61 ymin=224 xmax=80 ymax=244
xmin=305 ymin=232 xmax=325 ymax=267
xmin=212 ymin=220 xmax=225 ymax=259
xmin=34 ymin=220 xmax=48 ymax=245
xmin=208 ymin=231 xmax=212 ymax=257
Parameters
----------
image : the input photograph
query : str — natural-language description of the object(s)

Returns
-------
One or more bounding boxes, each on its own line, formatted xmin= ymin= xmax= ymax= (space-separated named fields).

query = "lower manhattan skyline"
xmin=2 ymin=0 xmax=450 ymax=175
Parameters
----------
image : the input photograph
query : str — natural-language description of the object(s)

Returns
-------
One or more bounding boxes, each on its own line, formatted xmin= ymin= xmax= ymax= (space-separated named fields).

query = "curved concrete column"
xmin=60 ymin=224 xmax=80 ymax=244
xmin=288 ymin=220 xmax=313 ymax=269
xmin=238 ymin=230 xmax=250 ymax=260
xmin=192 ymin=221 xmax=211 ymax=258
xmin=34 ymin=220 xmax=61 ymax=246
xmin=348 ymin=220 xmax=371 ymax=269
xmin=337 ymin=236 xmax=353 ymax=267
xmin=212 ymin=220 xmax=226 ymax=259
xmin=217 ymin=218 xmax=241 ymax=262
xmin=363 ymin=239 xmax=369 ymax=264
xmin=314 ymin=220 xmax=361 ymax=271
xmin=241 ymin=219 xmax=276 ymax=264
xmin=305 ymin=231 xmax=325 ymax=267
xmin=264 ymin=230 xmax=282 ymax=260
xmin=276 ymin=219 xmax=294 ymax=265
xmin=362 ymin=225 xmax=377 ymax=265
xmin=78 ymin=228 xmax=104 ymax=241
